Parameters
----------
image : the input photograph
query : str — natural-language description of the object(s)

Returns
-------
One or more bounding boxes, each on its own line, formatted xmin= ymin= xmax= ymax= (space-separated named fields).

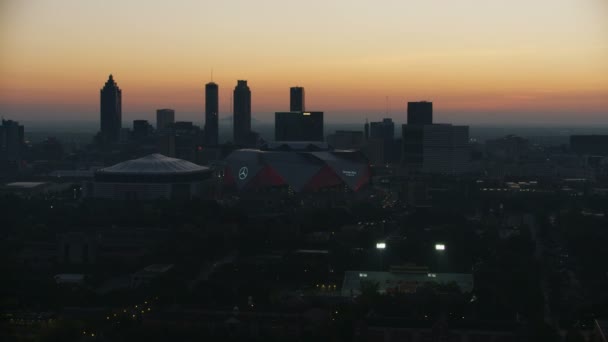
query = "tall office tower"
xmin=0 ymin=119 xmax=24 ymax=162
xmin=233 ymin=80 xmax=252 ymax=145
xmin=100 ymin=74 xmax=122 ymax=143
xmin=205 ymin=82 xmax=219 ymax=146
xmin=402 ymin=124 xmax=469 ymax=174
xmin=369 ymin=118 xmax=395 ymax=141
xmin=290 ymin=86 xmax=305 ymax=112
xmin=364 ymin=119 xmax=369 ymax=141
xmin=275 ymin=111 xmax=324 ymax=141
xmin=156 ymin=109 xmax=175 ymax=131
xmin=132 ymin=120 xmax=153 ymax=141
xmin=407 ymin=101 xmax=433 ymax=125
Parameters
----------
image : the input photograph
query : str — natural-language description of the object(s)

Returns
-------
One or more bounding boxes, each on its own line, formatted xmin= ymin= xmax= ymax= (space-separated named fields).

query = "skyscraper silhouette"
xmin=290 ymin=87 xmax=305 ymax=112
xmin=205 ymin=82 xmax=219 ymax=146
xmin=407 ymin=101 xmax=433 ymax=125
xmin=233 ymin=80 xmax=251 ymax=146
xmin=100 ymin=75 xmax=122 ymax=143
xmin=156 ymin=109 xmax=175 ymax=131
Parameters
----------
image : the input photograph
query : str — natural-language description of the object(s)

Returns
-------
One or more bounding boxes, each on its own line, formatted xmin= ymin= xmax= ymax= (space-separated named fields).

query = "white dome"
xmin=98 ymin=154 xmax=209 ymax=175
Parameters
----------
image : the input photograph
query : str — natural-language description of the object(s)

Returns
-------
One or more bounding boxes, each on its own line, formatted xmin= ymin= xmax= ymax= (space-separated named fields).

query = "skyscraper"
xmin=100 ymin=74 xmax=122 ymax=143
xmin=407 ymin=101 xmax=433 ymax=125
xmin=369 ymin=118 xmax=395 ymax=141
xmin=205 ymin=82 xmax=219 ymax=146
xmin=0 ymin=119 xmax=24 ymax=162
xmin=132 ymin=120 xmax=153 ymax=141
xmin=156 ymin=109 xmax=175 ymax=131
xmin=290 ymin=86 xmax=305 ymax=112
xmin=233 ymin=80 xmax=251 ymax=146
xmin=402 ymin=124 xmax=470 ymax=174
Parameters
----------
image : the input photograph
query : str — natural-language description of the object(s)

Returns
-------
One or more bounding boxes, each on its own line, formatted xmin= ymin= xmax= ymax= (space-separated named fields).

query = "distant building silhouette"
xmin=327 ymin=130 xmax=364 ymax=149
xmin=132 ymin=120 xmax=153 ymax=141
xmin=407 ymin=101 xmax=432 ymax=125
xmin=402 ymin=123 xmax=469 ymax=174
xmin=364 ymin=118 xmax=397 ymax=164
xmin=570 ymin=135 xmax=608 ymax=156
xmin=364 ymin=119 xmax=370 ymax=141
xmin=370 ymin=118 xmax=395 ymax=141
xmin=290 ymin=87 xmax=305 ymax=112
xmin=0 ymin=119 xmax=25 ymax=171
xmin=205 ymin=82 xmax=219 ymax=146
xmin=100 ymin=74 xmax=122 ymax=143
xmin=233 ymin=80 xmax=252 ymax=146
xmin=275 ymin=111 xmax=324 ymax=142
xmin=156 ymin=109 xmax=175 ymax=131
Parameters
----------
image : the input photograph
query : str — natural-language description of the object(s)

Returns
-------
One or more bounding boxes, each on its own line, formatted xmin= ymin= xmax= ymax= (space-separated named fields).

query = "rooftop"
xmin=97 ymin=154 xmax=209 ymax=175
xmin=5 ymin=182 xmax=48 ymax=189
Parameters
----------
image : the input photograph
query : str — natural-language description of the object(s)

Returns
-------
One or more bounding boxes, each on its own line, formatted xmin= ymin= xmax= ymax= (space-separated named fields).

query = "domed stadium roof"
xmin=223 ymin=149 xmax=370 ymax=192
xmin=97 ymin=154 xmax=209 ymax=175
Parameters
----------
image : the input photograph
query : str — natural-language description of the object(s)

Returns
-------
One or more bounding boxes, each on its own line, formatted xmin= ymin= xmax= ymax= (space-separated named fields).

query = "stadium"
xmin=89 ymin=154 xmax=216 ymax=200
xmin=223 ymin=147 xmax=371 ymax=193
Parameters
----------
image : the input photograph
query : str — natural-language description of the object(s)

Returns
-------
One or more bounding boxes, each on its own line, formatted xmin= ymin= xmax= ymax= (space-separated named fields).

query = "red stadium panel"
xmin=302 ymin=165 xmax=344 ymax=192
xmin=224 ymin=167 xmax=237 ymax=187
xmin=353 ymin=165 xmax=372 ymax=191
xmin=244 ymin=165 xmax=287 ymax=190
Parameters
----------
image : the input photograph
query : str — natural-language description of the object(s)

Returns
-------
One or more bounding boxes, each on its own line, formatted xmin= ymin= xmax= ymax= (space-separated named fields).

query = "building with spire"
xmin=100 ymin=75 xmax=122 ymax=143
xmin=233 ymin=80 xmax=252 ymax=146
xmin=205 ymin=82 xmax=219 ymax=146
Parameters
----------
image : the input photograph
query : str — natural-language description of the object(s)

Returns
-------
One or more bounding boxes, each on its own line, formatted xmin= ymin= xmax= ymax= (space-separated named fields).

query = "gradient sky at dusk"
xmin=1 ymin=0 xmax=607 ymax=125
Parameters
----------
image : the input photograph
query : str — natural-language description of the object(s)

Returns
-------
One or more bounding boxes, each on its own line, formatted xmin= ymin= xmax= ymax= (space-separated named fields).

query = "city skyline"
xmin=1 ymin=0 xmax=607 ymax=125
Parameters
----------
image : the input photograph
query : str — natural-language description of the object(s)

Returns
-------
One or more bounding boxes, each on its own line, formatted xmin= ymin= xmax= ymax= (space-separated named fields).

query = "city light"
xmin=435 ymin=244 xmax=446 ymax=251
xmin=376 ymin=242 xmax=386 ymax=249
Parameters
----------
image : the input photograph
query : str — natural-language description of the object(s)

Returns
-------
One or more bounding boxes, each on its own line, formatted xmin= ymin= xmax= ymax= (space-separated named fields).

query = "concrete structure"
xmin=326 ymin=130 xmax=365 ymax=150
xmin=0 ymin=119 xmax=24 ymax=163
xmin=156 ymin=109 xmax=175 ymax=131
xmin=290 ymin=86 xmax=305 ymax=111
xmin=90 ymin=154 xmax=216 ymax=200
xmin=205 ymin=82 xmax=219 ymax=146
xmin=370 ymin=118 xmax=395 ymax=141
xmin=407 ymin=101 xmax=432 ymax=125
xmin=1 ymin=182 xmax=71 ymax=197
xmin=233 ymin=80 xmax=252 ymax=146
xmin=402 ymin=124 xmax=470 ymax=174
xmin=132 ymin=120 xmax=153 ymax=141
xmin=100 ymin=74 xmax=122 ymax=143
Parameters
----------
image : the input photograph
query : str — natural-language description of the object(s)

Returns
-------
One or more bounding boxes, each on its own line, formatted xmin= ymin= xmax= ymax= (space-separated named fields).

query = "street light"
xmin=435 ymin=244 xmax=446 ymax=251
xmin=376 ymin=242 xmax=386 ymax=250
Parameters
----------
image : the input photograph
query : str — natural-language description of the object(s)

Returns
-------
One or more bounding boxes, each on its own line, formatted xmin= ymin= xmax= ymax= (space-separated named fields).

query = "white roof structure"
xmin=5 ymin=182 xmax=48 ymax=189
xmin=97 ymin=154 xmax=208 ymax=175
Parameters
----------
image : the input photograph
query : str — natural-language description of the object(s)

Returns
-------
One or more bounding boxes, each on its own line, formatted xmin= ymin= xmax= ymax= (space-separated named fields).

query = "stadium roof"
xmin=224 ymin=149 xmax=370 ymax=192
xmin=97 ymin=154 xmax=209 ymax=175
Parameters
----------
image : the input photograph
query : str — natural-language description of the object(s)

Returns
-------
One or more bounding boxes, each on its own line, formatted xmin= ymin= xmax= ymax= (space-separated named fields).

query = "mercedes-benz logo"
xmin=238 ymin=166 xmax=249 ymax=180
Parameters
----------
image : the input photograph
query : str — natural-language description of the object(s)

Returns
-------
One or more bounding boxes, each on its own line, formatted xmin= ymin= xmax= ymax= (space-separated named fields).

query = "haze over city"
xmin=1 ymin=0 xmax=607 ymax=125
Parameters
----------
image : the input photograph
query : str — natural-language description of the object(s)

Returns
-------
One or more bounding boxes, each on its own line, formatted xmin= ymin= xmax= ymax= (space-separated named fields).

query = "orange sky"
xmin=1 ymin=0 xmax=607 ymax=125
